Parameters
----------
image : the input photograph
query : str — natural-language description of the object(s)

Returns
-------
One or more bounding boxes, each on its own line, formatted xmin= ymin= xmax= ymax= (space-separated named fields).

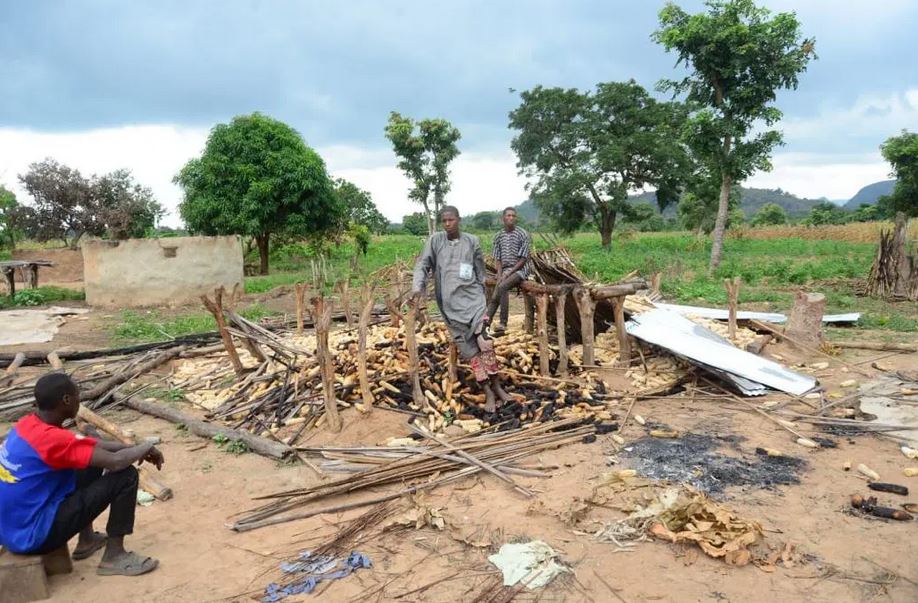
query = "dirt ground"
xmin=2 ymin=305 xmax=917 ymax=603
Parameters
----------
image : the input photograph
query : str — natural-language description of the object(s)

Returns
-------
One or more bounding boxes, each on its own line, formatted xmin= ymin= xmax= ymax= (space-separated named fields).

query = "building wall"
xmin=82 ymin=236 xmax=244 ymax=307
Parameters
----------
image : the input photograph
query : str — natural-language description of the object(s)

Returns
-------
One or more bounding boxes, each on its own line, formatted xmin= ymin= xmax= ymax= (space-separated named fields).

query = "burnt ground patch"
xmin=620 ymin=433 xmax=807 ymax=495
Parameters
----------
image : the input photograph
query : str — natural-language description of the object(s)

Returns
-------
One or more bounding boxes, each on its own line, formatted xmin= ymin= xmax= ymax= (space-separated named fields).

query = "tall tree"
xmin=509 ymin=80 xmax=688 ymax=248
xmin=878 ymin=130 xmax=918 ymax=218
xmin=334 ymin=178 xmax=389 ymax=235
xmin=0 ymin=186 xmax=19 ymax=249
xmin=384 ymin=112 xmax=461 ymax=235
xmin=92 ymin=169 xmax=163 ymax=239
xmin=751 ymin=202 xmax=787 ymax=226
xmin=654 ymin=0 xmax=815 ymax=270
xmin=176 ymin=113 xmax=342 ymax=274
xmin=18 ymin=159 xmax=162 ymax=247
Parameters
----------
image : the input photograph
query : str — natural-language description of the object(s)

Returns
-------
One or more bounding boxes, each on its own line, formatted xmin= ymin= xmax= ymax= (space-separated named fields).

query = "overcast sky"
xmin=2 ymin=0 xmax=916 ymax=227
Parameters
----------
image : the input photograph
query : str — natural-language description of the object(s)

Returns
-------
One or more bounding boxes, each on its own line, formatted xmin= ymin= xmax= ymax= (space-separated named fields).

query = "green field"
xmin=4 ymin=232 xmax=915 ymax=340
xmin=250 ymin=232 xmax=915 ymax=333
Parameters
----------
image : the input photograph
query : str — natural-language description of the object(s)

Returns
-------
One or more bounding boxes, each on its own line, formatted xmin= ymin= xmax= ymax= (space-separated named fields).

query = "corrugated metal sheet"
xmin=626 ymin=309 xmax=817 ymax=396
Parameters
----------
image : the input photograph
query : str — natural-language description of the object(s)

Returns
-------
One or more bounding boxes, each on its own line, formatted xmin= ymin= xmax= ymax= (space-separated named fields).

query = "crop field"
xmin=250 ymin=230 xmax=918 ymax=334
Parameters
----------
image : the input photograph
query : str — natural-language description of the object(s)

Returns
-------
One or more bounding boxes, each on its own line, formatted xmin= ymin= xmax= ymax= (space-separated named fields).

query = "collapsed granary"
xmin=1 ymin=248 xmax=916 ymax=601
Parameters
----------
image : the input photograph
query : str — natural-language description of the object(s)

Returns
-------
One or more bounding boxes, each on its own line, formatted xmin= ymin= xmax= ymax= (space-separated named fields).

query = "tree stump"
xmin=784 ymin=291 xmax=826 ymax=349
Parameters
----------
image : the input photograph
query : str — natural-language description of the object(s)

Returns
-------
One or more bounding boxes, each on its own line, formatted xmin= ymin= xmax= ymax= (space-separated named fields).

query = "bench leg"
xmin=41 ymin=546 xmax=72 ymax=577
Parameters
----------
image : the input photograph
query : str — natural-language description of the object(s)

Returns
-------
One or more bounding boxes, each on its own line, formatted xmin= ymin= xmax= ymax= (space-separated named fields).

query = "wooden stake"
xmin=337 ymin=281 xmax=354 ymax=328
xmin=723 ymin=276 xmax=741 ymax=341
xmin=313 ymin=295 xmax=342 ymax=432
xmin=523 ymin=293 xmax=535 ymax=334
xmin=357 ymin=285 xmax=375 ymax=412
xmin=402 ymin=298 xmax=428 ymax=410
xmin=201 ymin=287 xmax=244 ymax=376
xmin=575 ymin=287 xmax=595 ymax=367
xmin=535 ymin=293 xmax=550 ymax=376
xmin=294 ymin=283 xmax=309 ymax=334
xmin=554 ymin=289 xmax=568 ymax=378
xmin=612 ymin=296 xmax=630 ymax=367
xmin=448 ymin=342 xmax=458 ymax=383
xmin=650 ymin=272 xmax=662 ymax=298
xmin=46 ymin=351 xmax=64 ymax=370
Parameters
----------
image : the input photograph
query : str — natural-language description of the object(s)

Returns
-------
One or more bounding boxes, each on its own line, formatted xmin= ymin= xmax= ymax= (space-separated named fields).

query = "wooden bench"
xmin=0 ymin=260 xmax=54 ymax=298
xmin=0 ymin=545 xmax=72 ymax=603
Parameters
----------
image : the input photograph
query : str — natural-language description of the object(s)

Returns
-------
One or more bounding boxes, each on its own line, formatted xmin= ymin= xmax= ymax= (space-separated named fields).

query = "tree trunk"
xmin=708 ymin=172 xmax=732 ymax=272
xmin=256 ymin=234 xmax=270 ymax=275
xmin=599 ymin=208 xmax=617 ymax=249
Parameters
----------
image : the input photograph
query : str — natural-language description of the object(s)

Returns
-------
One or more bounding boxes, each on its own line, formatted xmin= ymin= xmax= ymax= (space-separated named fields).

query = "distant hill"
xmin=843 ymin=180 xmax=896 ymax=211
xmin=513 ymin=186 xmax=830 ymax=226
xmin=628 ymin=187 xmax=822 ymax=218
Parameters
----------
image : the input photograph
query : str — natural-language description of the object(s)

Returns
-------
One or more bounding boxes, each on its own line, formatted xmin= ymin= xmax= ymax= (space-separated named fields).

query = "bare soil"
xmin=11 ymin=343 xmax=911 ymax=603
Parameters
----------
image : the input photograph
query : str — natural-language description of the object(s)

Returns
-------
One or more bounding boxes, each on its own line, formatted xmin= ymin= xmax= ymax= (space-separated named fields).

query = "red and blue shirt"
xmin=0 ymin=414 xmax=96 ymax=553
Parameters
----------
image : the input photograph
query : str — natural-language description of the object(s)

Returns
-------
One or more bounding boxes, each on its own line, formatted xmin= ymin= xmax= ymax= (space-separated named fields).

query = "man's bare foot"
xmin=483 ymin=383 xmax=497 ymax=413
xmin=490 ymin=376 xmax=513 ymax=403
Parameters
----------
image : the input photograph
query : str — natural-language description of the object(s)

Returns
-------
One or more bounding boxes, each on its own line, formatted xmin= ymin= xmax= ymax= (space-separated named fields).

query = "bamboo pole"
xmin=201 ymin=287 xmax=244 ymax=376
xmin=554 ymin=290 xmax=568 ymax=378
xmin=357 ymin=285 xmax=375 ymax=412
xmin=313 ymin=295 xmax=342 ymax=433
xmin=535 ymin=292 xmax=550 ymax=376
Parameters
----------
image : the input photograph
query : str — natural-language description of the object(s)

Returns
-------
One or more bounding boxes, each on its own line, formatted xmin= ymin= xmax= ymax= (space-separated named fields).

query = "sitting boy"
xmin=0 ymin=373 xmax=162 ymax=576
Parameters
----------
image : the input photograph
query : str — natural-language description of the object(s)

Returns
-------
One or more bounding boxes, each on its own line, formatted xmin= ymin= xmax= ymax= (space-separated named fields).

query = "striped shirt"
xmin=493 ymin=227 xmax=530 ymax=278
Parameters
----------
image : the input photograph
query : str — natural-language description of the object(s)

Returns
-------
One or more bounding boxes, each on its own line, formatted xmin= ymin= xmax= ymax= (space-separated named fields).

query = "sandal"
xmin=97 ymin=551 xmax=159 ymax=576
xmin=72 ymin=532 xmax=107 ymax=560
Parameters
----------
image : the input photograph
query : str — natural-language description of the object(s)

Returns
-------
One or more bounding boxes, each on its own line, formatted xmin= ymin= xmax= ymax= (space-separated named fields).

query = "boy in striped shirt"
xmin=487 ymin=207 xmax=530 ymax=333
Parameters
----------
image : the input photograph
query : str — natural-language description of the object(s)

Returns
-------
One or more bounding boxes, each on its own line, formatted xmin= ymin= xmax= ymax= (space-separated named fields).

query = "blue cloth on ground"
xmin=263 ymin=551 xmax=372 ymax=602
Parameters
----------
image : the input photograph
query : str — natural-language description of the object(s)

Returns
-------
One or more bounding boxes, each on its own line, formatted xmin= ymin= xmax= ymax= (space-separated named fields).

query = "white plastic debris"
xmin=137 ymin=489 xmax=156 ymax=506
xmin=488 ymin=540 xmax=569 ymax=589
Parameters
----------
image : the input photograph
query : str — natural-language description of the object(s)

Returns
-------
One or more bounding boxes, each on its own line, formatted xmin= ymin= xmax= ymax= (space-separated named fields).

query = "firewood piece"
xmin=784 ymin=291 xmax=826 ymax=349
xmin=867 ymin=212 xmax=918 ymax=301
xmin=833 ymin=341 xmax=918 ymax=353
xmin=201 ymin=288 xmax=244 ymax=376
xmin=76 ymin=406 xmax=173 ymax=501
xmin=867 ymin=482 xmax=909 ymax=496
xmin=119 ymin=394 xmax=293 ymax=460
xmin=313 ymin=295 xmax=342 ymax=432
xmin=554 ymin=289 xmax=569 ymax=378
xmin=1 ymin=352 xmax=26 ymax=386
xmin=81 ymin=347 xmax=186 ymax=401
xmin=745 ymin=334 xmax=773 ymax=355
xmin=46 ymin=351 xmax=64 ymax=370
xmin=612 ymin=296 xmax=630 ymax=367
xmin=357 ymin=285 xmax=375 ymax=412
xmin=723 ymin=276 xmax=741 ymax=341
xmin=402 ymin=299 xmax=428 ymax=410
xmin=651 ymin=272 xmax=662 ymax=298
xmin=575 ymin=287 xmax=595 ymax=367
xmin=535 ymin=293 xmax=550 ymax=376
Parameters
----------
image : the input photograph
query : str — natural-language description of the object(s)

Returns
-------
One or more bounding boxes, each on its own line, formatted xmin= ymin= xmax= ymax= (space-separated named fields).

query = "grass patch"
xmin=0 ymin=286 xmax=85 ymax=309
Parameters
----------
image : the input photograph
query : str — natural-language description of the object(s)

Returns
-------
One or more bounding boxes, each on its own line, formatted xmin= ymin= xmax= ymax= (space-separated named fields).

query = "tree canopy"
xmin=509 ymin=80 xmax=689 ymax=248
xmin=176 ymin=113 xmax=342 ymax=274
xmin=0 ymin=185 xmax=25 ymax=249
xmin=18 ymin=159 xmax=163 ymax=248
xmin=384 ymin=112 xmax=461 ymax=235
xmin=334 ymin=178 xmax=389 ymax=235
xmin=878 ymin=130 xmax=918 ymax=218
xmin=654 ymin=0 xmax=815 ymax=269
xmin=750 ymin=202 xmax=787 ymax=226
xmin=401 ymin=212 xmax=429 ymax=236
